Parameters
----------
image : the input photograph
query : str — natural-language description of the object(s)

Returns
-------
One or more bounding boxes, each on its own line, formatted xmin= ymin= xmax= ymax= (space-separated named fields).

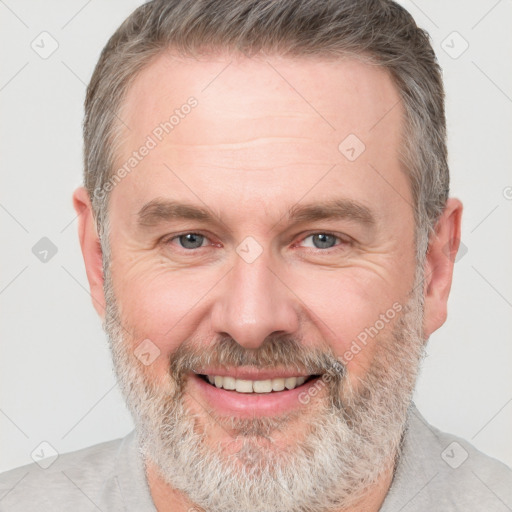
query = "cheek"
xmin=112 ymin=258 xmax=221 ymax=362
xmin=288 ymin=268 xmax=404 ymax=377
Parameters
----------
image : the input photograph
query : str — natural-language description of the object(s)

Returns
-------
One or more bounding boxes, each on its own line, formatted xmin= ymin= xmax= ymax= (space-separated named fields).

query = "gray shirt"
xmin=1 ymin=405 xmax=511 ymax=511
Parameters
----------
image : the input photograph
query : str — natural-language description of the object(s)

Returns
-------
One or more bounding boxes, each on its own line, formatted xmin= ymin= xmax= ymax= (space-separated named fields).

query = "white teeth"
xmin=296 ymin=376 xmax=306 ymax=386
xmin=205 ymin=375 xmax=309 ymax=392
xmin=223 ymin=376 xmax=236 ymax=390
xmin=271 ymin=378 xmax=285 ymax=391
xmin=285 ymin=377 xmax=297 ymax=390
xmin=253 ymin=379 xmax=272 ymax=393
xmin=235 ymin=379 xmax=253 ymax=393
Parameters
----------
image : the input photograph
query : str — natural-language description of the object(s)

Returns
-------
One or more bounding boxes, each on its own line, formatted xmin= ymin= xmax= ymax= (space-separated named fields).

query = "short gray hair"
xmin=84 ymin=0 xmax=449 ymax=262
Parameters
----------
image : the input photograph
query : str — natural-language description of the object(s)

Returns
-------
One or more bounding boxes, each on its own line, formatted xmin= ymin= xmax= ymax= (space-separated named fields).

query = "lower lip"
xmin=188 ymin=374 xmax=321 ymax=417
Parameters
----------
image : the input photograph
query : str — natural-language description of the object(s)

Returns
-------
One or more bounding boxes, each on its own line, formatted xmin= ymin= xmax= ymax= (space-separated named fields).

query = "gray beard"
xmin=102 ymin=266 xmax=425 ymax=512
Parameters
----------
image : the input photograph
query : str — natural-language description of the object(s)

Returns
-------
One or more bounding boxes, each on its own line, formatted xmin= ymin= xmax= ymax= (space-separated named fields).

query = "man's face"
xmin=103 ymin=53 xmax=423 ymax=510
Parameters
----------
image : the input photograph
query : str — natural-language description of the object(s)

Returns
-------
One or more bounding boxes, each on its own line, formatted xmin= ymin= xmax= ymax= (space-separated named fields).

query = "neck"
xmin=145 ymin=459 xmax=395 ymax=512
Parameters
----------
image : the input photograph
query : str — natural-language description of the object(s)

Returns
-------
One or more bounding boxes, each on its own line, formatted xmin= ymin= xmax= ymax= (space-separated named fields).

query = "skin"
xmin=73 ymin=53 xmax=462 ymax=511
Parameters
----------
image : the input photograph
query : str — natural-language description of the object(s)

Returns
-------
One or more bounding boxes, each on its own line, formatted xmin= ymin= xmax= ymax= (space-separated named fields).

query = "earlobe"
xmin=422 ymin=198 xmax=463 ymax=338
xmin=72 ymin=187 xmax=106 ymax=320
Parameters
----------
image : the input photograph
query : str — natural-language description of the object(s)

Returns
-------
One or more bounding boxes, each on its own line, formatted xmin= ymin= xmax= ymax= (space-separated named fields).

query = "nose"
xmin=210 ymin=252 xmax=300 ymax=350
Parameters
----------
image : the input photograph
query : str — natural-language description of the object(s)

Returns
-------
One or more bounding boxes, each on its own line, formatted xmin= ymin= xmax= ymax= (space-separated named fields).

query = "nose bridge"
xmin=211 ymin=251 xmax=299 ymax=349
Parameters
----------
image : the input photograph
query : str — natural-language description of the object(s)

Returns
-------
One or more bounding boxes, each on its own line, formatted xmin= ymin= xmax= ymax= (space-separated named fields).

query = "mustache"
xmin=169 ymin=333 xmax=346 ymax=389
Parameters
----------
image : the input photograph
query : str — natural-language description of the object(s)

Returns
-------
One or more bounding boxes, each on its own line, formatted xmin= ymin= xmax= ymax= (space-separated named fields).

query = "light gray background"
xmin=1 ymin=0 xmax=511 ymax=473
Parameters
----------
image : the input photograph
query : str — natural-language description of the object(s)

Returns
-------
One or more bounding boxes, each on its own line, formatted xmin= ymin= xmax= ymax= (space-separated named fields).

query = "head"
xmin=74 ymin=1 xmax=462 ymax=511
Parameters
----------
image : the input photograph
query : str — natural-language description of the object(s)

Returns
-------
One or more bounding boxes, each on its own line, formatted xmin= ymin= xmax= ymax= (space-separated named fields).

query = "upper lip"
xmin=194 ymin=368 xmax=315 ymax=381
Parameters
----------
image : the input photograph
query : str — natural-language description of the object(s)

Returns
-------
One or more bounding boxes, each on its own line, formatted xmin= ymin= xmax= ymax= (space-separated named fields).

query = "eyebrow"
xmin=287 ymin=199 xmax=376 ymax=227
xmin=136 ymin=197 xmax=376 ymax=229
xmin=137 ymin=199 xmax=213 ymax=227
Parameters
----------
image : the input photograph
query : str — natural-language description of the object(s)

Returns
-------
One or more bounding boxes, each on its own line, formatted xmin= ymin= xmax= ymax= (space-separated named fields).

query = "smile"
xmin=189 ymin=370 xmax=322 ymax=416
xmin=199 ymin=374 xmax=314 ymax=393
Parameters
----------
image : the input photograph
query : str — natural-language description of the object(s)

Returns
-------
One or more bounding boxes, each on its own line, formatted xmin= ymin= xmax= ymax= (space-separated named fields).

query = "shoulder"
xmin=0 ymin=435 xmax=125 ymax=512
xmin=382 ymin=405 xmax=512 ymax=511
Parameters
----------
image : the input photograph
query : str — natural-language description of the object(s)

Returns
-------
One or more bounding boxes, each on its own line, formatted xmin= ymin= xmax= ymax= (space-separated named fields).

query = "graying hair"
xmin=84 ymin=0 xmax=449 ymax=262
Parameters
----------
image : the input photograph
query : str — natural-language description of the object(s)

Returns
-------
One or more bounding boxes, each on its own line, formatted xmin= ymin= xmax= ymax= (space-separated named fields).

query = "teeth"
xmin=205 ymin=375 xmax=308 ymax=392
xmin=235 ymin=379 xmax=253 ymax=393
xmin=253 ymin=380 xmax=272 ymax=393
xmin=285 ymin=377 xmax=297 ymax=389
xmin=272 ymin=378 xmax=285 ymax=391
xmin=223 ymin=376 xmax=236 ymax=390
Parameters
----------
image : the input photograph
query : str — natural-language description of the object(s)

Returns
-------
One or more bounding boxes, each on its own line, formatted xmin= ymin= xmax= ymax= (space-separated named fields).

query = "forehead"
xmin=119 ymin=51 xmax=402 ymax=145
xmin=112 ymin=52 xmax=409 ymax=222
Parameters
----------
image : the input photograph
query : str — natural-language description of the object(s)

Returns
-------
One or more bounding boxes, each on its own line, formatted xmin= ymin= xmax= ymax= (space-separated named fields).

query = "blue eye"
xmin=301 ymin=233 xmax=339 ymax=249
xmin=177 ymin=233 xmax=206 ymax=249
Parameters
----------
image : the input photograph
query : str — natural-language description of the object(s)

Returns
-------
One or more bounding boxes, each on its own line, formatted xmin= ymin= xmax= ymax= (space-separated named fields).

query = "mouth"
xmin=198 ymin=374 xmax=317 ymax=393
xmin=189 ymin=370 xmax=323 ymax=417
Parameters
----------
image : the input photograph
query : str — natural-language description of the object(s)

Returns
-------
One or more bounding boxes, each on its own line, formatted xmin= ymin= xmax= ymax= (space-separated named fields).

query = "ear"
xmin=73 ymin=187 xmax=106 ymax=320
xmin=422 ymin=197 xmax=463 ymax=338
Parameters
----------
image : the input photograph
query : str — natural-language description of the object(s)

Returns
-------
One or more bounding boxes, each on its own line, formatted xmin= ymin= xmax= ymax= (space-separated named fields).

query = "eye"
xmin=300 ymin=233 xmax=341 ymax=249
xmin=175 ymin=233 xmax=207 ymax=249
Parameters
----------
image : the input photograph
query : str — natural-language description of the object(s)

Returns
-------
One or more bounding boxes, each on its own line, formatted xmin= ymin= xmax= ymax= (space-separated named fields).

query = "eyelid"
xmin=295 ymin=231 xmax=351 ymax=248
xmin=162 ymin=231 xmax=217 ymax=248
xmin=160 ymin=230 xmax=351 ymax=251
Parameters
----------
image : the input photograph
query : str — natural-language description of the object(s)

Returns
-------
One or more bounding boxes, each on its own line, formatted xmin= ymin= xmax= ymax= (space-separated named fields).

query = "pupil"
xmin=313 ymin=233 xmax=335 ymax=249
xmin=180 ymin=233 xmax=204 ymax=249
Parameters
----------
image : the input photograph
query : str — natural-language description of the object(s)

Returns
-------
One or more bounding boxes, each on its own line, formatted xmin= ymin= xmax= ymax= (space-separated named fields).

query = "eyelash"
xmin=294 ymin=232 xmax=349 ymax=251
xmin=162 ymin=232 xmax=215 ymax=249
xmin=163 ymin=231 xmax=350 ymax=252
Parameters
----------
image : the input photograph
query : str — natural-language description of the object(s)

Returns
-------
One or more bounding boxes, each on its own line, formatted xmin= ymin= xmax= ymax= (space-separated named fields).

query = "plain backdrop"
xmin=1 ymin=0 xmax=511 ymax=473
